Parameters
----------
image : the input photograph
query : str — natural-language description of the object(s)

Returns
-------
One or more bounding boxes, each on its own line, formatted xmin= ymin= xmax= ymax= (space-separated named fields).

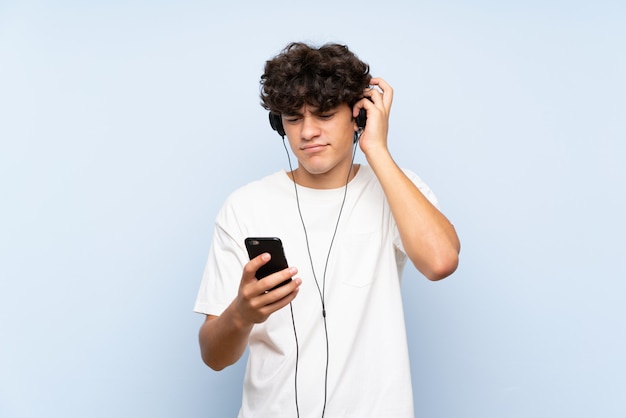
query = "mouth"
xmin=301 ymin=143 xmax=328 ymax=153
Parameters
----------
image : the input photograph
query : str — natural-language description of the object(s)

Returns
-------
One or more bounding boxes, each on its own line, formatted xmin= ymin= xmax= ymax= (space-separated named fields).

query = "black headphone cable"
xmin=282 ymin=134 xmax=360 ymax=418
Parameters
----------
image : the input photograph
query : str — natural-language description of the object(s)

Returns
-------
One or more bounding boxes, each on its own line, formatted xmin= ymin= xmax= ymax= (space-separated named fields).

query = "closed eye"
xmin=284 ymin=116 xmax=301 ymax=124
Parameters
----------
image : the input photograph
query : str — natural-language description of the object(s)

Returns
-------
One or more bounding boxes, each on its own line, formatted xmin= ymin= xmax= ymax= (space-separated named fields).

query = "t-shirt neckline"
xmin=279 ymin=164 xmax=367 ymax=194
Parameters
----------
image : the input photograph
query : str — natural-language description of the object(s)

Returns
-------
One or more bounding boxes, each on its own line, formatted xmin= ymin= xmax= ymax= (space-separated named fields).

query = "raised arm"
xmin=354 ymin=78 xmax=460 ymax=281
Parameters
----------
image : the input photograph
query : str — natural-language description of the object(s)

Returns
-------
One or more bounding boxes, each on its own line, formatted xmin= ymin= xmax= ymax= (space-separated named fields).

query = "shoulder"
xmin=224 ymin=171 xmax=288 ymax=204
xmin=360 ymin=165 xmax=439 ymax=207
xmin=216 ymin=171 xmax=290 ymax=222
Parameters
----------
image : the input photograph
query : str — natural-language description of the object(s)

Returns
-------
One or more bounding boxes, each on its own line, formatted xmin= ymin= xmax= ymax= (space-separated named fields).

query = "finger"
xmin=368 ymin=78 xmax=393 ymax=109
xmin=369 ymin=77 xmax=390 ymax=91
xmin=362 ymin=84 xmax=379 ymax=100
xmin=242 ymin=253 xmax=271 ymax=284
xmin=354 ymin=85 xmax=381 ymax=115
xmin=366 ymin=88 xmax=384 ymax=105
xmin=258 ymin=279 xmax=301 ymax=314
xmin=265 ymin=287 xmax=300 ymax=314
xmin=259 ymin=267 xmax=298 ymax=293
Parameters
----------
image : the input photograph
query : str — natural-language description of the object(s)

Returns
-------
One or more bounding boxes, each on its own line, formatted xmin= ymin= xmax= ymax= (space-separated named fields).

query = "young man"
xmin=194 ymin=42 xmax=460 ymax=417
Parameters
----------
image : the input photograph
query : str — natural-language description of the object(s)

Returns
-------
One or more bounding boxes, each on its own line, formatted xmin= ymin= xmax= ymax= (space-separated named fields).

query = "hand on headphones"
xmin=354 ymin=77 xmax=393 ymax=158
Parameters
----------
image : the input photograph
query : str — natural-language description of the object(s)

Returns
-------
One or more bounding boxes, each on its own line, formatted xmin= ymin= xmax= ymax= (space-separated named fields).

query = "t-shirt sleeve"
xmin=404 ymin=168 xmax=439 ymax=208
xmin=193 ymin=213 xmax=248 ymax=316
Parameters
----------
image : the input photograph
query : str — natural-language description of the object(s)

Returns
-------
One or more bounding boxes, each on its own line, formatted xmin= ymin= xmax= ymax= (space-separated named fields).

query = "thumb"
xmin=242 ymin=252 xmax=271 ymax=284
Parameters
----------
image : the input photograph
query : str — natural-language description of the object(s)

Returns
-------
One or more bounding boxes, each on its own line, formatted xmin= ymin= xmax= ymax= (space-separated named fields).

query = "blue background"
xmin=1 ymin=1 xmax=625 ymax=417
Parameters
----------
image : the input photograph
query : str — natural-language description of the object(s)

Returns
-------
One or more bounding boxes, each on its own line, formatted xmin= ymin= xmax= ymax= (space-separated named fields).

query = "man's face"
xmin=282 ymin=103 xmax=358 ymax=188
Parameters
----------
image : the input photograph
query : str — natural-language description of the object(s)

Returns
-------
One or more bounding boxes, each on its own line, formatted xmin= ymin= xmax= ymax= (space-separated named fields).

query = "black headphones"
xmin=269 ymin=108 xmax=367 ymax=139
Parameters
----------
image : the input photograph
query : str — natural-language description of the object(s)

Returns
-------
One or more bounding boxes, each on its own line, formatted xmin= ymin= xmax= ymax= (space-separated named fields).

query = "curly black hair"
xmin=260 ymin=42 xmax=371 ymax=115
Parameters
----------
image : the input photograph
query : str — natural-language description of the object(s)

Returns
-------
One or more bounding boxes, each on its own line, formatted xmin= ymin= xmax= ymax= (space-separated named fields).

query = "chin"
xmin=297 ymin=158 xmax=331 ymax=175
xmin=300 ymin=165 xmax=331 ymax=176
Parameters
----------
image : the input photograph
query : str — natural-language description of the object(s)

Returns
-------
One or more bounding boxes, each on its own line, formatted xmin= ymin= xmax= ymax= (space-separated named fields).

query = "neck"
xmin=289 ymin=164 xmax=360 ymax=189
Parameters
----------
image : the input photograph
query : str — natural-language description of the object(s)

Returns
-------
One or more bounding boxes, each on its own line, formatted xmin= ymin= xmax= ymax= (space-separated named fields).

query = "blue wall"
xmin=1 ymin=1 xmax=624 ymax=417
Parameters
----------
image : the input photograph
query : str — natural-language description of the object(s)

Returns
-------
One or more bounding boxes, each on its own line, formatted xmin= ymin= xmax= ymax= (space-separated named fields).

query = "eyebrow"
xmin=283 ymin=111 xmax=303 ymax=117
xmin=284 ymin=108 xmax=332 ymax=117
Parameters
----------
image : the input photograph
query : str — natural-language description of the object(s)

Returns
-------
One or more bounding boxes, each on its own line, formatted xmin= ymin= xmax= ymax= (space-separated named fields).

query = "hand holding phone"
xmin=245 ymin=237 xmax=292 ymax=290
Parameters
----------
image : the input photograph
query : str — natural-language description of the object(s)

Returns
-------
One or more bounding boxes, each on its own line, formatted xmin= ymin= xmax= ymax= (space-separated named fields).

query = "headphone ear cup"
xmin=356 ymin=108 xmax=367 ymax=129
xmin=353 ymin=108 xmax=367 ymax=143
xmin=269 ymin=113 xmax=286 ymax=137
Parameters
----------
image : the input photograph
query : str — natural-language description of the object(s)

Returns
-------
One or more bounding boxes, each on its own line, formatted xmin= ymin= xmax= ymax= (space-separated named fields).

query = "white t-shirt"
xmin=194 ymin=165 xmax=439 ymax=418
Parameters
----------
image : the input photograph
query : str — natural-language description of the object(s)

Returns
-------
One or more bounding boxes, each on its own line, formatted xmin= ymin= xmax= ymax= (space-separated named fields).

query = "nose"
xmin=300 ymin=115 xmax=321 ymax=141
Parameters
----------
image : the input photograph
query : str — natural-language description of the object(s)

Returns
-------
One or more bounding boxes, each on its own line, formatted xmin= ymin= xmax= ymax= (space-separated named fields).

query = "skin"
xmin=199 ymin=77 xmax=460 ymax=371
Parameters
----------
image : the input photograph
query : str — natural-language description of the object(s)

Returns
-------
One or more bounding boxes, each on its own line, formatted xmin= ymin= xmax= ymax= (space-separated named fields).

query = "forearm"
xmin=366 ymin=149 xmax=460 ymax=280
xmin=199 ymin=256 xmax=301 ymax=370
xmin=199 ymin=303 xmax=253 ymax=371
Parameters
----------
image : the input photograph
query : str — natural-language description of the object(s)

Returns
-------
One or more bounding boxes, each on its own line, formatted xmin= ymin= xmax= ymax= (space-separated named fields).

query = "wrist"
xmin=363 ymin=144 xmax=392 ymax=166
xmin=227 ymin=301 xmax=255 ymax=333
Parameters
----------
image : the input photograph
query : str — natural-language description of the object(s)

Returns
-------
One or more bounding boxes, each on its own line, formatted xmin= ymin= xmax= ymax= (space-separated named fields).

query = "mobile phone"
xmin=244 ymin=237 xmax=291 ymax=290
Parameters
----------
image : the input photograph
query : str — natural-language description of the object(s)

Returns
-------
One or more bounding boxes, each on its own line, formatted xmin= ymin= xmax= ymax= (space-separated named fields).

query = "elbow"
xmin=416 ymin=247 xmax=460 ymax=282
xmin=408 ymin=224 xmax=461 ymax=281
xmin=201 ymin=351 xmax=231 ymax=372
xmin=426 ymin=254 xmax=459 ymax=281
xmin=206 ymin=362 xmax=228 ymax=372
xmin=427 ymin=234 xmax=461 ymax=281
xmin=198 ymin=314 xmax=248 ymax=372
